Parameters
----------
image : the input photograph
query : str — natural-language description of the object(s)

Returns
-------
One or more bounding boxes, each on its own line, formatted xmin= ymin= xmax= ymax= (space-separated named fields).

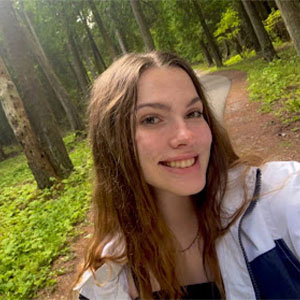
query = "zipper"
xmin=237 ymin=168 xmax=262 ymax=299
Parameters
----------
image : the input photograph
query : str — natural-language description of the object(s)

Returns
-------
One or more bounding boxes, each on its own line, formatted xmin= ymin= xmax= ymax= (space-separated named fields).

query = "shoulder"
xmin=259 ymin=161 xmax=300 ymax=259
xmin=224 ymin=160 xmax=300 ymax=208
xmin=74 ymin=237 xmax=131 ymax=300
xmin=260 ymin=160 xmax=300 ymax=188
xmin=74 ymin=261 xmax=131 ymax=300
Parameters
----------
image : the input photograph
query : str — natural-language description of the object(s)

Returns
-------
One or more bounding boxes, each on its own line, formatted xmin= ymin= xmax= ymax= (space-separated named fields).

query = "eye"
xmin=185 ymin=110 xmax=203 ymax=119
xmin=141 ymin=115 xmax=161 ymax=125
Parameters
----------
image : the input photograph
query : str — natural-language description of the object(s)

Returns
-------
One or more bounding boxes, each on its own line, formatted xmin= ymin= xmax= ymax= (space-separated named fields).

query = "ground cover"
xmin=0 ymin=134 xmax=92 ymax=300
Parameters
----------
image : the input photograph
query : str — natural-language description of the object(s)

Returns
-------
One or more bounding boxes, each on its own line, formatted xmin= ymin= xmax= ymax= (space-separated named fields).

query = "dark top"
xmin=79 ymin=282 xmax=221 ymax=300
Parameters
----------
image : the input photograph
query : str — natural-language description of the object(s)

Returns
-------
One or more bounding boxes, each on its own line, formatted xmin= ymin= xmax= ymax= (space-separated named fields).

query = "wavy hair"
xmin=76 ymin=51 xmax=247 ymax=299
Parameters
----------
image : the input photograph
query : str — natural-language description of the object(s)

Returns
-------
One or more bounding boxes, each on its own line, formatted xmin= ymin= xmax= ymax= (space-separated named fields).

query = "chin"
xmin=169 ymin=180 xmax=206 ymax=197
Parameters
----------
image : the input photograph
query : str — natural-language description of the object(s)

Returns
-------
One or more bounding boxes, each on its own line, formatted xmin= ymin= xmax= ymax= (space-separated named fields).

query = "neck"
xmin=155 ymin=190 xmax=199 ymax=247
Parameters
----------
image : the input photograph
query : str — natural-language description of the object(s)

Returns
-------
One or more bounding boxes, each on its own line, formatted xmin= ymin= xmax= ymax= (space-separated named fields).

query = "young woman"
xmin=74 ymin=52 xmax=300 ymax=299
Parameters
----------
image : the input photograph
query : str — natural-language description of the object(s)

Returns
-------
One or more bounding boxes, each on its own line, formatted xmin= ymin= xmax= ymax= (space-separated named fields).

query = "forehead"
xmin=137 ymin=67 xmax=198 ymax=105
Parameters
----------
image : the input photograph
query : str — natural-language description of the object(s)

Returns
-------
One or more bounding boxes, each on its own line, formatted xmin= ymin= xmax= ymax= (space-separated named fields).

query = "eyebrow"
xmin=136 ymin=96 xmax=201 ymax=111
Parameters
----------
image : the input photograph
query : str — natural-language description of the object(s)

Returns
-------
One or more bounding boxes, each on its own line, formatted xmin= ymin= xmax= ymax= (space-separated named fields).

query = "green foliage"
xmin=214 ymin=7 xmax=240 ymax=43
xmin=263 ymin=9 xmax=286 ymax=46
xmin=224 ymin=49 xmax=256 ymax=66
xmin=231 ymin=46 xmax=300 ymax=125
xmin=0 ymin=134 xmax=92 ymax=299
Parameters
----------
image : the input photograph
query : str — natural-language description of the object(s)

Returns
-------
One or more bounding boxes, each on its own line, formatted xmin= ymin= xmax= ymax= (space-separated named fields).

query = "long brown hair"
xmin=77 ymin=52 xmax=245 ymax=299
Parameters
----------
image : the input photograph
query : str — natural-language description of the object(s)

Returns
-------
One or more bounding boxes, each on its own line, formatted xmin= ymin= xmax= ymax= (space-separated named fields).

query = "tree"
xmin=108 ymin=0 xmax=129 ymax=54
xmin=242 ymin=0 xmax=277 ymax=61
xmin=0 ymin=145 xmax=6 ymax=161
xmin=191 ymin=0 xmax=223 ymax=67
xmin=0 ymin=0 xmax=73 ymax=185
xmin=234 ymin=0 xmax=261 ymax=53
xmin=0 ymin=56 xmax=59 ymax=188
xmin=200 ymin=39 xmax=214 ymax=66
xmin=129 ymin=0 xmax=155 ymax=51
xmin=275 ymin=0 xmax=300 ymax=58
xmin=59 ymin=3 xmax=91 ymax=94
xmin=88 ymin=0 xmax=119 ymax=59
xmin=18 ymin=5 xmax=85 ymax=133
xmin=253 ymin=1 xmax=269 ymax=20
xmin=77 ymin=8 xmax=106 ymax=73
xmin=214 ymin=7 xmax=243 ymax=56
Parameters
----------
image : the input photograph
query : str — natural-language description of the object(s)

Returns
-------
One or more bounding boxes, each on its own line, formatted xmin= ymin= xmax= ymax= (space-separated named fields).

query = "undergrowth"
xmin=233 ymin=46 xmax=300 ymax=126
xmin=0 ymin=134 xmax=92 ymax=300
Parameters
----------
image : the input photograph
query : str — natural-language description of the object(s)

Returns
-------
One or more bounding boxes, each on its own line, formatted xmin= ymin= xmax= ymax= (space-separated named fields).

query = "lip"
xmin=159 ymin=155 xmax=200 ymax=175
xmin=159 ymin=153 xmax=198 ymax=163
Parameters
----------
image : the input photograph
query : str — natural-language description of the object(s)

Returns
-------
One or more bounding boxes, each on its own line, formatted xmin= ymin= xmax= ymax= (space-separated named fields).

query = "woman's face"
xmin=135 ymin=67 xmax=212 ymax=198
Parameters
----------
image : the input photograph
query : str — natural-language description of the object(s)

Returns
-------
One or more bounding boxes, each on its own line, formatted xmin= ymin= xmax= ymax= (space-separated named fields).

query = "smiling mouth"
xmin=160 ymin=156 xmax=198 ymax=169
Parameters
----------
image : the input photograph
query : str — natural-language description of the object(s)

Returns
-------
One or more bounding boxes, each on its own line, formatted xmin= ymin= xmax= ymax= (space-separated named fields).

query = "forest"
xmin=0 ymin=0 xmax=300 ymax=299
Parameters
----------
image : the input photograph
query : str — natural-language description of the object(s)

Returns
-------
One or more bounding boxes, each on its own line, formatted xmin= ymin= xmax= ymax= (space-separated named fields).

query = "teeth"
xmin=165 ymin=158 xmax=195 ymax=168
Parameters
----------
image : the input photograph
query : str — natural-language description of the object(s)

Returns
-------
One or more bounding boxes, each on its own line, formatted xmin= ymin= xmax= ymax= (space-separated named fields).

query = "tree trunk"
xmin=0 ymin=56 xmax=60 ymax=187
xmin=60 ymin=6 xmax=90 ymax=94
xmin=66 ymin=33 xmax=90 ymax=94
xmin=88 ymin=0 xmax=119 ymax=60
xmin=19 ymin=8 xmax=84 ymax=133
xmin=200 ymin=39 xmax=214 ymax=66
xmin=109 ymin=0 xmax=129 ymax=54
xmin=67 ymin=59 xmax=83 ymax=93
xmin=129 ymin=0 xmax=155 ymax=51
xmin=235 ymin=0 xmax=261 ymax=53
xmin=0 ymin=144 xmax=6 ymax=161
xmin=267 ymin=0 xmax=277 ymax=10
xmin=82 ymin=50 xmax=98 ymax=80
xmin=192 ymin=0 xmax=223 ymax=67
xmin=115 ymin=28 xmax=127 ymax=55
xmin=0 ymin=0 xmax=73 ymax=183
xmin=242 ymin=0 xmax=278 ymax=61
xmin=275 ymin=0 xmax=300 ymax=58
xmin=253 ymin=1 xmax=269 ymax=20
xmin=223 ymin=40 xmax=231 ymax=59
xmin=78 ymin=10 xmax=106 ymax=73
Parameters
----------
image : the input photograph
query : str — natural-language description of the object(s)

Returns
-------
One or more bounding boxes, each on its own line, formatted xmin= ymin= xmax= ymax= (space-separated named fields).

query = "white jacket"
xmin=75 ymin=161 xmax=300 ymax=299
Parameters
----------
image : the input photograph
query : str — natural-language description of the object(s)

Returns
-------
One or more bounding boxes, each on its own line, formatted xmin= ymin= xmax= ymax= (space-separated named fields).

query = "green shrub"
xmin=0 ymin=134 xmax=92 ymax=299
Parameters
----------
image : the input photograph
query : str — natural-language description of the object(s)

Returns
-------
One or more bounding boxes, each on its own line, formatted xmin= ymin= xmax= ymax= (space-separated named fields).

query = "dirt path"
xmin=218 ymin=69 xmax=300 ymax=161
xmin=36 ymin=69 xmax=300 ymax=300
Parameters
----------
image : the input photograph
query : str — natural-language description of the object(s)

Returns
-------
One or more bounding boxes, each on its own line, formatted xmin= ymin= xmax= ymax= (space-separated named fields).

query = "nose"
xmin=169 ymin=120 xmax=193 ymax=148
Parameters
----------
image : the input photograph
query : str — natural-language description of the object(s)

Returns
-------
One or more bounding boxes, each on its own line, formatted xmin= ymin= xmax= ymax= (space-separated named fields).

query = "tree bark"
xmin=200 ymin=39 xmax=214 ymax=66
xmin=235 ymin=0 xmax=261 ymax=53
xmin=19 ymin=8 xmax=84 ymax=133
xmin=0 ymin=144 xmax=6 ymax=161
xmin=0 ymin=0 xmax=73 ymax=183
xmin=129 ymin=0 xmax=155 ymax=51
xmin=88 ymin=0 xmax=119 ymax=59
xmin=242 ymin=0 xmax=278 ymax=61
xmin=115 ymin=28 xmax=127 ymax=54
xmin=66 ymin=33 xmax=90 ymax=94
xmin=60 ymin=5 xmax=90 ymax=94
xmin=78 ymin=10 xmax=106 ymax=73
xmin=0 ymin=56 xmax=58 ymax=188
xmin=275 ymin=0 xmax=300 ymax=58
xmin=253 ymin=1 xmax=269 ymax=20
xmin=109 ymin=0 xmax=129 ymax=54
xmin=192 ymin=0 xmax=223 ymax=67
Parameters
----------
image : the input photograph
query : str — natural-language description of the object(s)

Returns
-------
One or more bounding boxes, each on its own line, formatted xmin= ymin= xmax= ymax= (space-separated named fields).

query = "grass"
xmin=195 ymin=44 xmax=300 ymax=128
xmin=0 ymin=134 xmax=92 ymax=300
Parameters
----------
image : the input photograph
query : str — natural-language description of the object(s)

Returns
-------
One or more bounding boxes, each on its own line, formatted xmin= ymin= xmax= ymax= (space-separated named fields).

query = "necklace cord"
xmin=179 ymin=228 xmax=200 ymax=253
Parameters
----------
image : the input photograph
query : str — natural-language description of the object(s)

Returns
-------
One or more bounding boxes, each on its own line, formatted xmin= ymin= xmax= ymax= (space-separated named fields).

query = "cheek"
xmin=195 ymin=123 xmax=212 ymax=148
xmin=135 ymin=131 xmax=159 ymax=163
